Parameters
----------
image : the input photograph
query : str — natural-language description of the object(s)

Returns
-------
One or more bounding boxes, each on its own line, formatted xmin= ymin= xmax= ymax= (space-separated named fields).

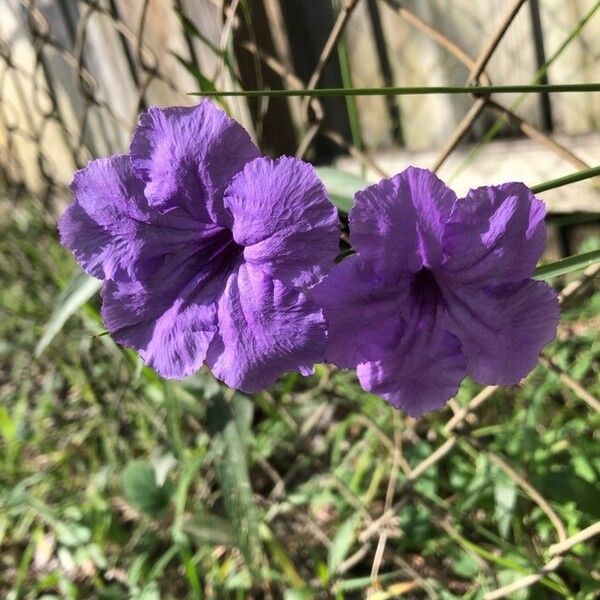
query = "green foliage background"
xmin=0 ymin=192 xmax=598 ymax=598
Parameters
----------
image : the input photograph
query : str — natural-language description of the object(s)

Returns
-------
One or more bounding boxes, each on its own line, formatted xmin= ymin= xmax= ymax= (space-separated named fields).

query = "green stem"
xmin=333 ymin=0 xmax=364 ymax=154
xmin=164 ymin=383 xmax=183 ymax=459
xmin=190 ymin=82 xmax=600 ymax=98
xmin=534 ymin=249 xmax=600 ymax=280
xmin=531 ymin=165 xmax=600 ymax=194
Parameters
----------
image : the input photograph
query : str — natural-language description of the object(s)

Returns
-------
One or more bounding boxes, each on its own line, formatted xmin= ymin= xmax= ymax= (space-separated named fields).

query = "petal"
xmin=225 ymin=156 xmax=340 ymax=288
xmin=439 ymin=278 xmax=559 ymax=385
xmin=101 ymin=232 xmax=241 ymax=379
xmin=350 ymin=167 xmax=457 ymax=281
xmin=443 ymin=182 xmax=546 ymax=284
xmin=356 ymin=293 xmax=467 ymax=417
xmin=310 ymin=255 xmax=408 ymax=368
xmin=102 ymin=278 xmax=218 ymax=379
xmin=206 ymin=262 xmax=327 ymax=392
xmin=130 ymin=101 xmax=260 ymax=222
xmin=59 ymin=156 xmax=149 ymax=279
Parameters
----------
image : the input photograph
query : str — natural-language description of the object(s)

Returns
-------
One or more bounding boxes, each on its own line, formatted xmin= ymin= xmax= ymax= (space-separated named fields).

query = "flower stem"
xmin=531 ymin=165 xmax=600 ymax=194
xmin=191 ymin=82 xmax=600 ymax=98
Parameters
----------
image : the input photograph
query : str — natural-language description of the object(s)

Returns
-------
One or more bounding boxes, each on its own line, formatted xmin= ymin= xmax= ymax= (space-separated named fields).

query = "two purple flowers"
xmin=59 ymin=101 xmax=559 ymax=416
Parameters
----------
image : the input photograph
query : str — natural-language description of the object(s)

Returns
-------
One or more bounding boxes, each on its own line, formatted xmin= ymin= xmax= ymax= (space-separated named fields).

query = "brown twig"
xmin=467 ymin=0 xmax=528 ymax=84
xmin=301 ymin=0 xmax=362 ymax=115
xmin=369 ymin=414 xmax=401 ymax=583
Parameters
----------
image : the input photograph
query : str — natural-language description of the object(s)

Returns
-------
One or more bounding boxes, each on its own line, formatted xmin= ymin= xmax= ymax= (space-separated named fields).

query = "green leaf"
xmin=451 ymin=548 xmax=481 ymax=579
xmin=122 ymin=460 xmax=174 ymax=517
xmin=208 ymin=393 xmax=263 ymax=578
xmin=315 ymin=166 xmax=368 ymax=213
xmin=151 ymin=452 xmax=177 ymax=487
xmin=0 ymin=406 xmax=16 ymax=444
xmin=534 ymin=249 xmax=600 ymax=280
xmin=35 ymin=271 xmax=101 ymax=356
xmin=182 ymin=513 xmax=237 ymax=546
xmin=54 ymin=522 xmax=91 ymax=547
xmin=327 ymin=513 xmax=361 ymax=576
xmin=132 ymin=582 xmax=161 ymax=600
xmin=493 ymin=470 xmax=517 ymax=539
xmin=173 ymin=53 xmax=230 ymax=114
xmin=173 ymin=53 xmax=217 ymax=93
xmin=174 ymin=8 xmax=224 ymax=58
xmin=262 ymin=525 xmax=306 ymax=587
xmin=284 ymin=589 xmax=313 ymax=600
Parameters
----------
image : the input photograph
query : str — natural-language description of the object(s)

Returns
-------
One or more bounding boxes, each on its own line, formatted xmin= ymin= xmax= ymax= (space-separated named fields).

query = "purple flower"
xmin=59 ymin=100 xmax=339 ymax=392
xmin=312 ymin=167 xmax=559 ymax=416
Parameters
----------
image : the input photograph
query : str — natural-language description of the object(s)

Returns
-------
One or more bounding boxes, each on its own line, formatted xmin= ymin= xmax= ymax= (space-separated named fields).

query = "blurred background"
xmin=1 ymin=1 xmax=599 ymax=598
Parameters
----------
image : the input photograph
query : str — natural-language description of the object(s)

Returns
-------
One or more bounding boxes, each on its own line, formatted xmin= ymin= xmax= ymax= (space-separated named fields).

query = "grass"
xmin=2 ymin=0 xmax=599 ymax=596
xmin=1 ymin=193 xmax=599 ymax=599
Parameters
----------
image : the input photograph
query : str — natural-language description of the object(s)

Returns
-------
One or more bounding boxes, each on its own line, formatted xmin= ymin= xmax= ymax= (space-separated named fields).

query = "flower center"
xmin=203 ymin=226 xmax=243 ymax=269
xmin=411 ymin=267 xmax=441 ymax=306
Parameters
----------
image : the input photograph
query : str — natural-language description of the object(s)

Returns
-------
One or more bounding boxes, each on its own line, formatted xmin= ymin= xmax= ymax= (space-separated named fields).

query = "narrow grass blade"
xmin=173 ymin=54 xmax=230 ymax=113
xmin=190 ymin=83 xmax=600 ymax=98
xmin=333 ymin=0 xmax=363 ymax=153
xmin=531 ymin=165 xmax=600 ymax=194
xmin=262 ymin=526 xmax=306 ymax=588
xmin=327 ymin=513 xmax=361 ymax=577
xmin=35 ymin=271 xmax=101 ymax=356
xmin=534 ymin=249 xmax=600 ymax=280
xmin=207 ymin=393 xmax=263 ymax=579
xmin=174 ymin=8 xmax=225 ymax=58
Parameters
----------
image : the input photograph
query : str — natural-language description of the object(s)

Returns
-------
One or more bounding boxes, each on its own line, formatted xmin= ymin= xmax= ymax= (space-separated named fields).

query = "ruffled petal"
xmin=350 ymin=166 xmax=457 ymax=281
xmin=102 ymin=278 xmax=218 ymax=379
xmin=130 ymin=101 xmax=260 ymax=222
xmin=59 ymin=156 xmax=149 ymax=279
xmin=310 ymin=255 xmax=408 ymax=368
xmin=439 ymin=277 xmax=559 ymax=385
xmin=206 ymin=262 xmax=327 ymax=392
xmin=225 ymin=157 xmax=339 ymax=288
xmin=356 ymin=287 xmax=467 ymax=417
xmin=443 ymin=182 xmax=546 ymax=285
xmin=101 ymin=231 xmax=241 ymax=379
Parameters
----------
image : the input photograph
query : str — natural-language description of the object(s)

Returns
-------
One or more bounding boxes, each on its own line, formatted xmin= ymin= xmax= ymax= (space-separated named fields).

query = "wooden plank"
xmin=179 ymin=0 xmax=254 ymax=132
xmin=375 ymin=0 xmax=457 ymax=151
xmin=335 ymin=132 xmax=600 ymax=213
xmin=114 ymin=0 xmax=254 ymax=134
xmin=539 ymin=0 xmax=600 ymax=135
xmin=343 ymin=0 xmax=393 ymax=148
xmin=31 ymin=0 xmax=127 ymax=159
xmin=0 ymin=0 xmax=76 ymax=191
xmin=277 ymin=0 xmax=351 ymax=153
xmin=112 ymin=0 xmax=196 ymax=109
xmin=352 ymin=0 xmax=541 ymax=150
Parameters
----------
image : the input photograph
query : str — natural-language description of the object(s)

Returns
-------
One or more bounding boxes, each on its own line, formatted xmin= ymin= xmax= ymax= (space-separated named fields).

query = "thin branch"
xmin=487 ymin=99 xmax=591 ymax=173
xmin=549 ymin=521 xmax=600 ymax=556
xmin=369 ymin=414 xmax=401 ymax=583
xmin=539 ymin=355 xmax=600 ymax=413
xmin=467 ymin=0 xmax=528 ymax=83
xmin=484 ymin=557 xmax=563 ymax=600
xmin=301 ymin=0 xmax=362 ymax=113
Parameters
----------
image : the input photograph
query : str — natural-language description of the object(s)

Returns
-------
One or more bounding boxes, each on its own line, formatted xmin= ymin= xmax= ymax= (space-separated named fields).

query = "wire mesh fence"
xmin=1 ymin=0 xmax=599 ymax=597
